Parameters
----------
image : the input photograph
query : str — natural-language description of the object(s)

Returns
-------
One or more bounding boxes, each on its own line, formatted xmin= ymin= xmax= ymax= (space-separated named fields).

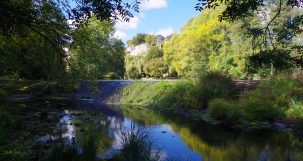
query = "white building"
xmin=126 ymin=43 xmax=149 ymax=56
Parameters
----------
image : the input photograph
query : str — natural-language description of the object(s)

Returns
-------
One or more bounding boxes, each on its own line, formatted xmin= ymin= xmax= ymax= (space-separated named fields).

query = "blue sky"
xmin=114 ymin=0 xmax=199 ymax=43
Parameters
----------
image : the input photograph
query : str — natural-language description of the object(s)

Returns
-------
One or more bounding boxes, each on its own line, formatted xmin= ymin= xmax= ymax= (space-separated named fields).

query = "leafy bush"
xmin=196 ymin=72 xmax=238 ymax=108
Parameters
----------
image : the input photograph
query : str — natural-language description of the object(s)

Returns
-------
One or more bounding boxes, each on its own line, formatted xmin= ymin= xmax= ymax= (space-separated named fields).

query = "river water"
xmin=55 ymin=80 xmax=302 ymax=161
xmin=53 ymin=101 xmax=303 ymax=161
xmin=7 ymin=81 xmax=303 ymax=161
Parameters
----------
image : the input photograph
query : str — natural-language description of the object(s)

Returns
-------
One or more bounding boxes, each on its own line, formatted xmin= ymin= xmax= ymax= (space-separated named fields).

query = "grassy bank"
xmin=120 ymin=72 xmax=238 ymax=109
xmin=120 ymin=73 xmax=303 ymax=131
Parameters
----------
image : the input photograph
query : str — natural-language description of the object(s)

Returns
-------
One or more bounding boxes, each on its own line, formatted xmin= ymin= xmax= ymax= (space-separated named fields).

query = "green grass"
xmin=120 ymin=72 xmax=238 ymax=110
xmin=120 ymin=80 xmax=190 ymax=108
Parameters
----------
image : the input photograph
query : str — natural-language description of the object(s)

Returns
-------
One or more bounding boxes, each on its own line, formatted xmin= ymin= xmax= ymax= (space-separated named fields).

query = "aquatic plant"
xmin=116 ymin=124 xmax=161 ymax=161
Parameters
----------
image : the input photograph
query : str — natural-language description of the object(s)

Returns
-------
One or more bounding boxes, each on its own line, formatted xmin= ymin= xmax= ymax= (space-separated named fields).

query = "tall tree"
xmin=70 ymin=17 xmax=125 ymax=79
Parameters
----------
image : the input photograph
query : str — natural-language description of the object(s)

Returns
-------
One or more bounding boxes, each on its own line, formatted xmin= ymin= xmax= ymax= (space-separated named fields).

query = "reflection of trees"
xmin=170 ymin=120 xmax=303 ymax=161
xmin=121 ymin=106 xmax=303 ymax=161
xmin=121 ymin=105 xmax=167 ymax=126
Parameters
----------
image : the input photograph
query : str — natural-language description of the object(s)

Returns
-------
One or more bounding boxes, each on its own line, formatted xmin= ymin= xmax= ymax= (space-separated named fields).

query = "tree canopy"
xmin=0 ymin=0 xmax=138 ymax=79
xmin=163 ymin=1 xmax=303 ymax=78
xmin=70 ymin=17 xmax=125 ymax=79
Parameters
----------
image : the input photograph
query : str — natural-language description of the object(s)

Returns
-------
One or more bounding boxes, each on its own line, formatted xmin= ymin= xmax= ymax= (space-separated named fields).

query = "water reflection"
xmin=69 ymin=97 xmax=303 ymax=161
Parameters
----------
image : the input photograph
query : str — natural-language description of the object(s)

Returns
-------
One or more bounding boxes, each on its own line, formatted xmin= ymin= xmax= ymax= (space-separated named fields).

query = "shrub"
xmin=209 ymin=99 xmax=231 ymax=120
xmin=286 ymin=99 xmax=303 ymax=120
xmin=197 ymin=72 xmax=238 ymax=108
xmin=258 ymin=74 xmax=302 ymax=99
xmin=157 ymin=81 xmax=194 ymax=109
xmin=242 ymin=75 xmax=303 ymax=121
xmin=240 ymin=96 xmax=279 ymax=122
xmin=226 ymin=106 xmax=243 ymax=125
xmin=209 ymin=99 xmax=243 ymax=125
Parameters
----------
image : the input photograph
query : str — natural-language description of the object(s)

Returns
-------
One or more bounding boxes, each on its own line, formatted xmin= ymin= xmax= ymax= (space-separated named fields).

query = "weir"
xmin=71 ymin=80 xmax=134 ymax=117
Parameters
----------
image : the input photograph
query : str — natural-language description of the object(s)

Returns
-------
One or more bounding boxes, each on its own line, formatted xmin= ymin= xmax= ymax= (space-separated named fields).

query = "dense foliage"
xmin=125 ymin=35 xmax=168 ymax=79
xmin=0 ymin=0 xmax=139 ymax=80
xmin=70 ymin=17 xmax=125 ymax=79
xmin=127 ymin=33 xmax=148 ymax=47
xmin=163 ymin=2 xmax=303 ymax=78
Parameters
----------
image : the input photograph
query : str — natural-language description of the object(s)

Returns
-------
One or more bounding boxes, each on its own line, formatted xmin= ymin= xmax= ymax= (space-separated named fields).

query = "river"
xmin=70 ymin=81 xmax=303 ymax=161
xmin=6 ymin=80 xmax=303 ymax=161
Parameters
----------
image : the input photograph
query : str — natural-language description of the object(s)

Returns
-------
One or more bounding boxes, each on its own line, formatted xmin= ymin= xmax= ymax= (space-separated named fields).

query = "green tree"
xmin=163 ymin=7 xmax=231 ymax=78
xmin=196 ymin=0 xmax=303 ymax=76
xmin=70 ymin=17 xmax=125 ymax=79
xmin=0 ymin=0 xmax=139 ymax=79
xmin=143 ymin=47 xmax=168 ymax=78
xmin=127 ymin=33 xmax=148 ymax=46
xmin=145 ymin=35 xmax=156 ymax=46
xmin=125 ymin=54 xmax=146 ymax=79
xmin=0 ymin=1 xmax=68 ymax=79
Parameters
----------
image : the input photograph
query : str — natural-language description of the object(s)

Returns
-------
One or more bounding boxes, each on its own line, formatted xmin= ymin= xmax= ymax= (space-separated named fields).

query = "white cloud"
xmin=152 ymin=27 xmax=174 ymax=37
xmin=115 ymin=16 xmax=139 ymax=30
xmin=114 ymin=30 xmax=127 ymax=39
xmin=141 ymin=0 xmax=168 ymax=10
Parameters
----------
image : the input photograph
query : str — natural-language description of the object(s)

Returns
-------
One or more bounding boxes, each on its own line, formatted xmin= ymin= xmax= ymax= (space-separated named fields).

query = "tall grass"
xmin=208 ymin=99 xmax=243 ymax=125
xmin=287 ymin=99 xmax=303 ymax=119
xmin=196 ymin=72 xmax=238 ymax=108
xmin=208 ymin=74 xmax=303 ymax=125
xmin=116 ymin=124 xmax=160 ymax=161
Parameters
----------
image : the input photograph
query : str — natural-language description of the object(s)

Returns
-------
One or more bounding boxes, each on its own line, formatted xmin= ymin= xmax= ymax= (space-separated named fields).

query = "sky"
xmin=114 ymin=0 xmax=200 ymax=43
